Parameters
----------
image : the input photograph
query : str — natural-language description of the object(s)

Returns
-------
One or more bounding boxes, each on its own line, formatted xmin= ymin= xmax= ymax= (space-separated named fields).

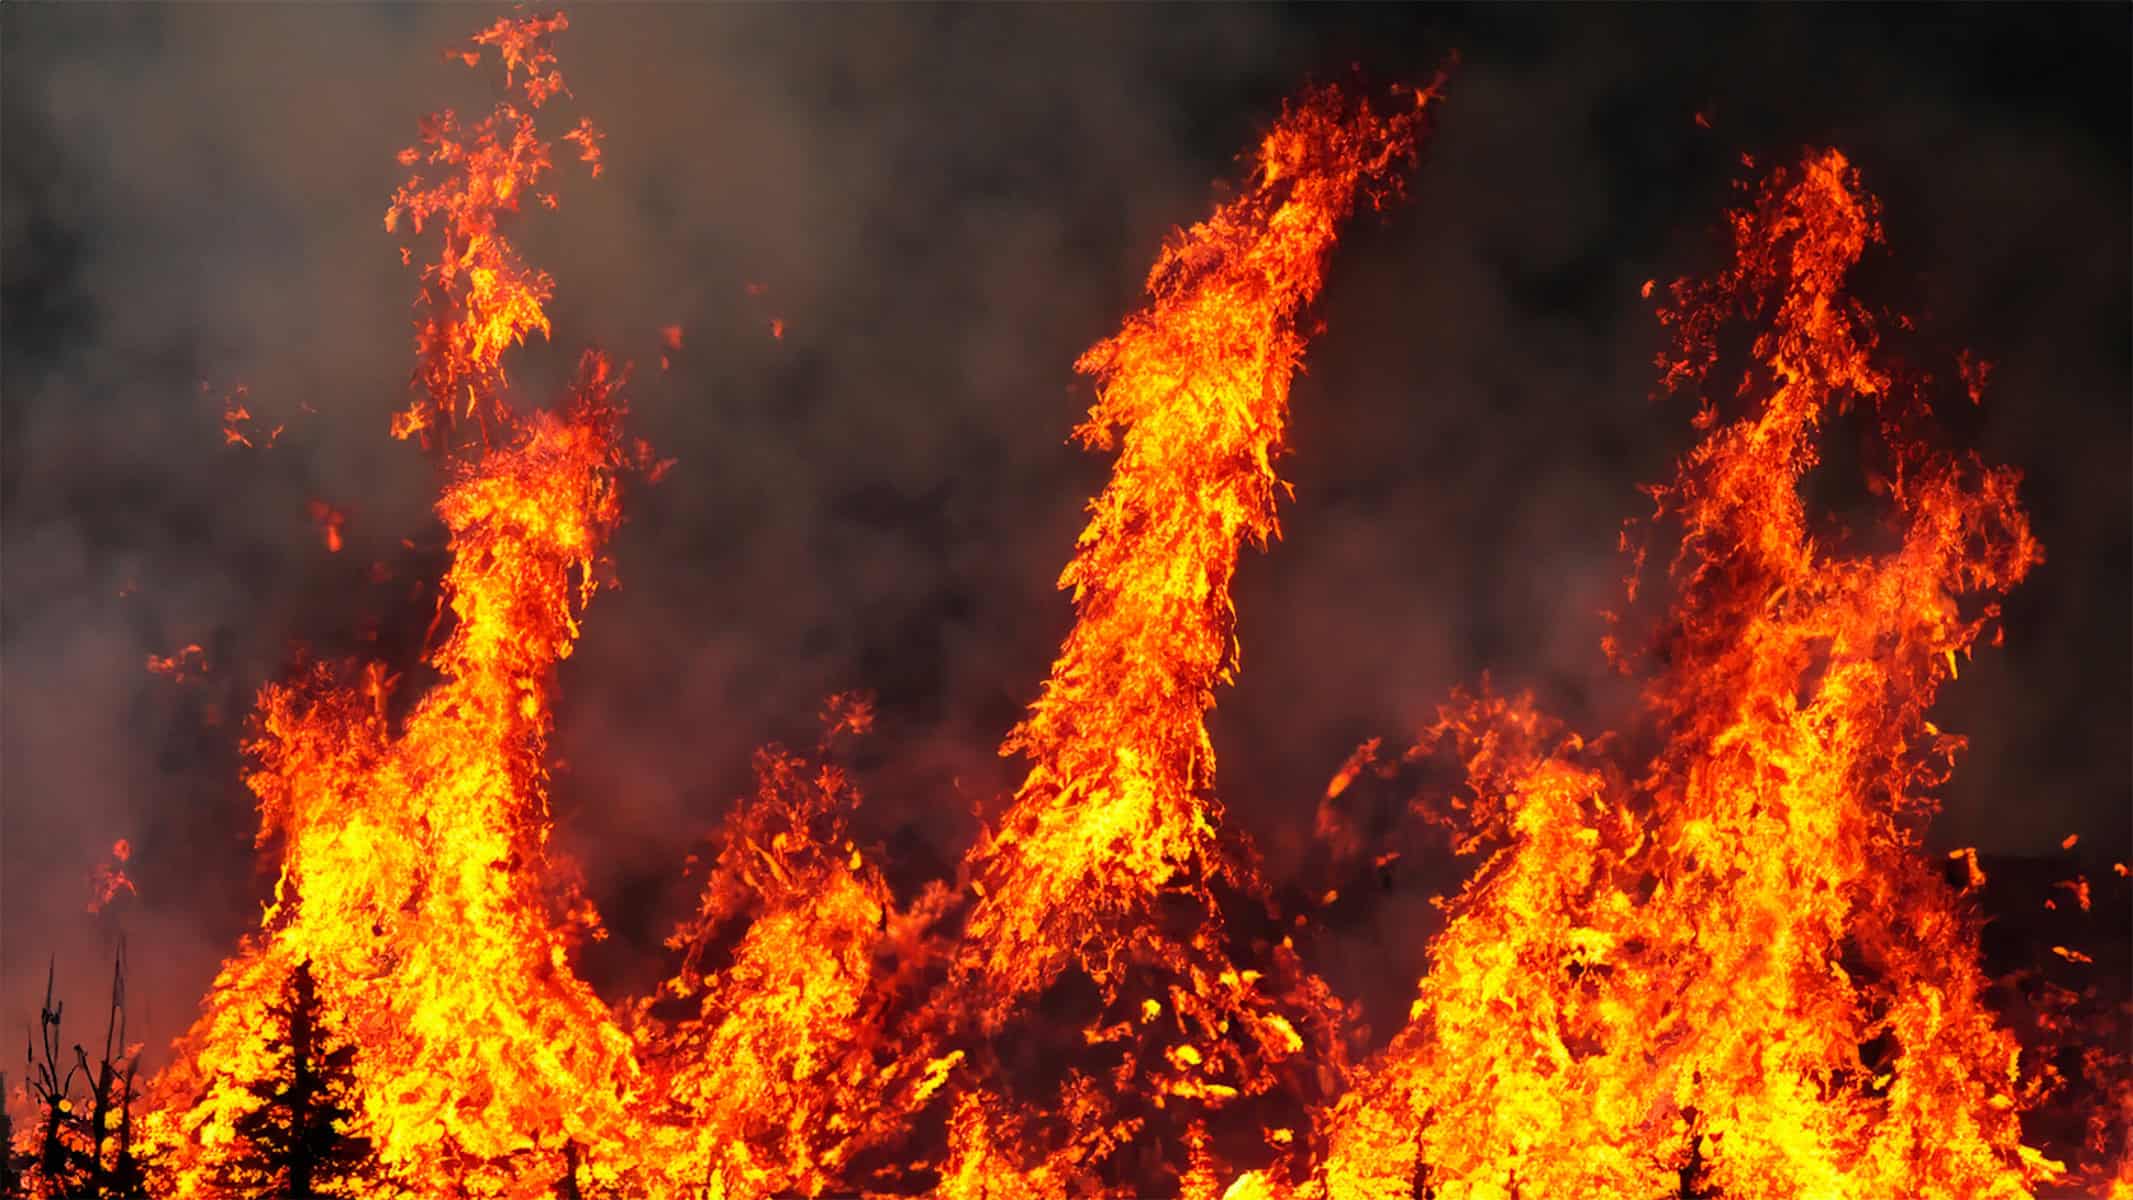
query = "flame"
xmin=383 ymin=11 xmax=600 ymax=452
xmin=1307 ymin=150 xmax=2054 ymax=1199
xmin=218 ymin=385 xmax=280 ymax=449
xmin=929 ymin=80 xmax=1438 ymax=1190
xmin=636 ymin=694 xmax=964 ymax=1196
xmin=144 ymin=16 xmax=649 ymax=1197
xmin=115 ymin=13 xmax=2123 ymax=1197
xmin=961 ymin=79 xmax=1438 ymax=1015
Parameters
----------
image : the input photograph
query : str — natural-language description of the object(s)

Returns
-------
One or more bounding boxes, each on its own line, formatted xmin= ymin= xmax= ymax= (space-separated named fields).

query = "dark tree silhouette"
xmin=1 ymin=1071 xmax=21 ymax=1200
xmin=19 ymin=949 xmax=152 ymax=1199
xmin=213 ymin=959 xmax=375 ymax=1200
xmin=1408 ymin=1152 xmax=1434 ymax=1200
xmin=1675 ymin=1106 xmax=1719 ymax=1200
xmin=552 ymin=1139 xmax=583 ymax=1200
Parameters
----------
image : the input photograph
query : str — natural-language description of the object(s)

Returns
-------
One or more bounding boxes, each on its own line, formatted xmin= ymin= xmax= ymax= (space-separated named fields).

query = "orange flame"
xmin=306 ymin=499 xmax=348 ymax=554
xmin=118 ymin=14 xmax=2123 ymax=1197
xmin=962 ymin=79 xmax=1439 ymax=1016
xmin=145 ymin=16 xmax=651 ymax=1197
xmin=383 ymin=11 xmax=600 ymax=452
xmin=928 ymin=81 xmax=1439 ymax=1190
xmin=1305 ymin=150 xmax=2053 ymax=1199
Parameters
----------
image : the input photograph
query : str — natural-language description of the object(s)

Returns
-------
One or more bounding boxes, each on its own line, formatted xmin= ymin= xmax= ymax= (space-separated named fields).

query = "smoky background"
xmin=4 ymin=4 xmax=2125 ymax=1072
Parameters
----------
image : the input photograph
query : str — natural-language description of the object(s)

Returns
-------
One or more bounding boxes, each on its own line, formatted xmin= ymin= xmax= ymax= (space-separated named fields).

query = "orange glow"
xmin=217 ymin=385 xmax=286 ymax=450
xmin=306 ymin=499 xmax=348 ymax=554
xmin=383 ymin=12 xmax=601 ymax=452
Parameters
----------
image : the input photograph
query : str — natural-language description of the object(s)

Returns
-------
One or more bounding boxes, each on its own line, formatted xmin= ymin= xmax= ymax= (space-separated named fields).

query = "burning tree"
xmin=207 ymin=960 xmax=377 ymax=1200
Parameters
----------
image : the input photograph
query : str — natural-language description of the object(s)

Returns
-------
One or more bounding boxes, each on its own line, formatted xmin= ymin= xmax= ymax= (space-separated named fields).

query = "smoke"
xmin=3 ymin=5 xmax=2124 ymax=1071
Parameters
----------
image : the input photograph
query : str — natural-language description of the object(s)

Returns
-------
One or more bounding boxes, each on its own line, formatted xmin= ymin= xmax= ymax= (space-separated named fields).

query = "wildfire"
xmin=1303 ymin=151 xmax=2064 ymax=1199
xmin=634 ymin=693 xmax=964 ymax=1196
xmin=43 ymin=10 xmax=2110 ymax=1200
xmin=962 ymin=78 xmax=1438 ymax=1014
xmin=142 ymin=15 xmax=650 ymax=1198
xmin=383 ymin=11 xmax=602 ymax=452
xmin=934 ymin=79 xmax=1441 ymax=1191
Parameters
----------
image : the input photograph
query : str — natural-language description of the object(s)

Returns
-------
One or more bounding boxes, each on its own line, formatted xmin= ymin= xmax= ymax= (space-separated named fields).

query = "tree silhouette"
xmin=1 ymin=1071 xmax=21 ymax=1200
xmin=19 ymin=950 xmax=153 ymax=1198
xmin=551 ymin=1138 xmax=583 ymax=1200
xmin=214 ymin=959 xmax=375 ymax=1200
xmin=1674 ymin=1106 xmax=1719 ymax=1200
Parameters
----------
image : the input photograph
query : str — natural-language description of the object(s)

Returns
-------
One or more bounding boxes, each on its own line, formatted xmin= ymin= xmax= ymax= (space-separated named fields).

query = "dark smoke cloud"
xmin=4 ymin=5 xmax=2124 ymax=1067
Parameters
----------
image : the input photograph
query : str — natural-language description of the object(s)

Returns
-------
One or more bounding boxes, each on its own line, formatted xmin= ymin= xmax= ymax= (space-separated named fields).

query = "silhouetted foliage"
xmin=1675 ymin=1106 xmax=1718 ymax=1200
xmin=211 ymin=960 xmax=375 ymax=1200
xmin=18 ymin=949 xmax=152 ymax=1199
xmin=1 ymin=1071 xmax=21 ymax=1200
xmin=551 ymin=1139 xmax=582 ymax=1200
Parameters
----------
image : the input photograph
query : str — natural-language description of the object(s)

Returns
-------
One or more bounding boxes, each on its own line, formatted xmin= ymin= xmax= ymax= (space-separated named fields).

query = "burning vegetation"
xmin=7 ymin=10 xmax=2127 ymax=1200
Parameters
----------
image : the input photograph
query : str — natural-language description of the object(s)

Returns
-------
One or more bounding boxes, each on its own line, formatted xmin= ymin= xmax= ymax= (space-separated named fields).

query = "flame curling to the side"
xmin=960 ymin=81 xmax=1438 ymax=1011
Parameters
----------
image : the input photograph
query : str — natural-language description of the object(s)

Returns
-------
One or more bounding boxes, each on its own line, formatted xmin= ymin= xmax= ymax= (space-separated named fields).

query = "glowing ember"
xmin=306 ymin=499 xmax=348 ymax=554
xmin=146 ymin=644 xmax=208 ymax=684
xmin=218 ymin=386 xmax=282 ymax=450
xmin=89 ymin=840 xmax=136 ymax=914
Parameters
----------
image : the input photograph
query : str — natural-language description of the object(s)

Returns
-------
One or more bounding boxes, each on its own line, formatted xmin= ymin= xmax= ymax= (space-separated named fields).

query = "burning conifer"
xmin=209 ymin=960 xmax=375 ymax=1200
